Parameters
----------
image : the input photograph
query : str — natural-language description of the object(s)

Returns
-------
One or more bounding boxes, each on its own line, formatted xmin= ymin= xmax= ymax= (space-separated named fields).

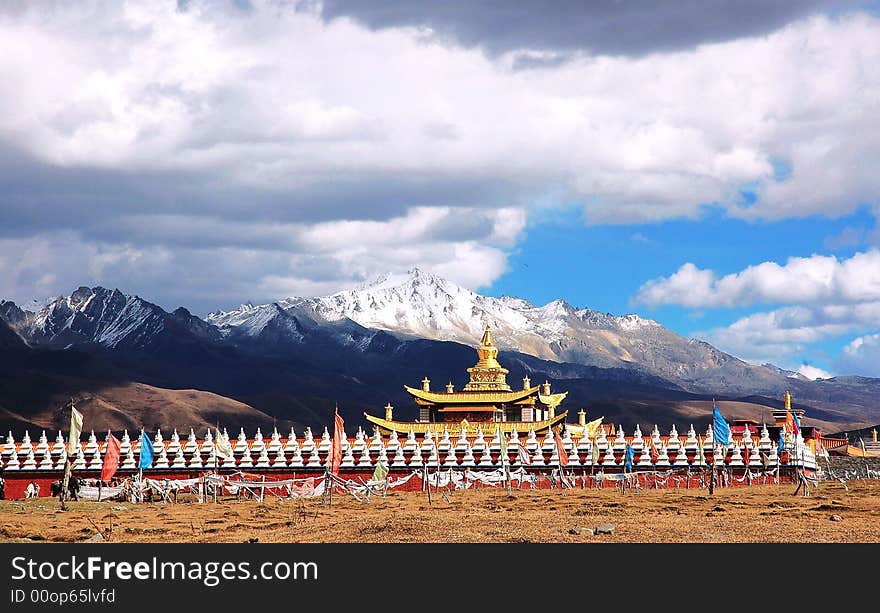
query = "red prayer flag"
xmin=101 ymin=433 xmax=121 ymax=482
xmin=331 ymin=408 xmax=344 ymax=475
xmin=554 ymin=428 xmax=569 ymax=466
xmin=785 ymin=411 xmax=796 ymax=436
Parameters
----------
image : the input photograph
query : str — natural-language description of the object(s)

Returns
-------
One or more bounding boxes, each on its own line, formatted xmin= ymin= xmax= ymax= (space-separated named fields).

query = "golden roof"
xmin=404 ymin=384 xmax=542 ymax=404
xmin=538 ymin=391 xmax=568 ymax=409
xmin=364 ymin=411 xmax=569 ymax=436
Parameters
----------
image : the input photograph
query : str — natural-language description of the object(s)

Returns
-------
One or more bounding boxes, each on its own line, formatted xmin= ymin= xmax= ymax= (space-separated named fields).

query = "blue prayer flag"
xmin=713 ymin=403 xmax=731 ymax=446
xmin=624 ymin=444 xmax=634 ymax=473
xmin=792 ymin=411 xmax=801 ymax=435
xmin=777 ymin=432 xmax=785 ymax=455
xmin=139 ymin=430 xmax=155 ymax=469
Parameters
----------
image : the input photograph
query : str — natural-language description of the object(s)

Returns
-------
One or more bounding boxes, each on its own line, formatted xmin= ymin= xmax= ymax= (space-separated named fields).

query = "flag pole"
xmin=59 ymin=398 xmax=77 ymax=511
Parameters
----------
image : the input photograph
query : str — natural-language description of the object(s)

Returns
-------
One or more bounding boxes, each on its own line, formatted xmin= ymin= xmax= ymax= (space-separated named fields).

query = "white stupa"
xmin=121 ymin=448 xmax=136 ymax=470
xmin=21 ymin=447 xmax=38 ymax=470
xmin=52 ymin=431 xmax=66 ymax=456
xmin=184 ymin=429 xmax=199 ymax=454
xmin=272 ymin=446 xmax=287 ymax=468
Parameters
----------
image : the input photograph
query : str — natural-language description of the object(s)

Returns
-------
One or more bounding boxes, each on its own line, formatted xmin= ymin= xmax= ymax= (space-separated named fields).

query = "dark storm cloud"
xmin=0 ymin=142 xmax=529 ymax=244
xmin=321 ymin=0 xmax=858 ymax=58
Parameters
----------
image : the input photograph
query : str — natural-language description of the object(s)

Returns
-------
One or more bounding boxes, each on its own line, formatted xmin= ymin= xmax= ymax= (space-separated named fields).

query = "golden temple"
xmin=365 ymin=324 xmax=569 ymax=435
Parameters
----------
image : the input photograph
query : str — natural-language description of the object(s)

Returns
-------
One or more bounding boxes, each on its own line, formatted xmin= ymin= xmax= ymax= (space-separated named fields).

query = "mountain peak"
xmin=353 ymin=267 xmax=453 ymax=293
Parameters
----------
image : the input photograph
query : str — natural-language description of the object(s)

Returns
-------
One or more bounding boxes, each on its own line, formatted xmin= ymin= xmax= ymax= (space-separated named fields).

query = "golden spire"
xmin=384 ymin=403 xmax=393 ymax=421
xmin=784 ymin=390 xmax=792 ymax=412
xmin=464 ymin=324 xmax=511 ymax=391
xmin=474 ymin=324 xmax=502 ymax=369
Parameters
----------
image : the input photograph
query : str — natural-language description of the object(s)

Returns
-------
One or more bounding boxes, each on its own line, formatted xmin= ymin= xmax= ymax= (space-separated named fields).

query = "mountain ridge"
xmin=1 ymin=273 xmax=878 ymax=434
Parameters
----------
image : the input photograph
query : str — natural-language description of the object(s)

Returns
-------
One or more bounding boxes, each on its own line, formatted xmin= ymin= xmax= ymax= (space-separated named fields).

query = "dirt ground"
xmin=2 ymin=480 xmax=879 ymax=543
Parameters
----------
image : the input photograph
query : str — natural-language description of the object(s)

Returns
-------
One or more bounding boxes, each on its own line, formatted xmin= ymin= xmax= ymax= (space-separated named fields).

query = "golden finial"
xmin=463 ymin=323 xmax=511 ymax=391
xmin=784 ymin=390 xmax=792 ymax=412
xmin=480 ymin=323 xmax=494 ymax=347
xmin=446 ymin=382 xmax=454 ymax=393
xmin=384 ymin=403 xmax=393 ymax=421
xmin=421 ymin=377 xmax=430 ymax=392
xmin=523 ymin=375 xmax=531 ymax=390
xmin=578 ymin=409 xmax=586 ymax=426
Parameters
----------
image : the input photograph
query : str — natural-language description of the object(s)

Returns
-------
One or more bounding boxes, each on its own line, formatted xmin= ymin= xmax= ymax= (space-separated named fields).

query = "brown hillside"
xmin=0 ymin=372 xmax=286 ymax=434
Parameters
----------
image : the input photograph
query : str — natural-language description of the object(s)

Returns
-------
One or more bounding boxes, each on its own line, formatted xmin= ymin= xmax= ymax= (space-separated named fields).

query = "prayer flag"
xmin=138 ymin=430 xmax=155 ymax=469
xmin=517 ymin=442 xmax=532 ymax=465
xmin=554 ymin=428 xmax=569 ymax=466
xmin=100 ymin=432 xmax=121 ymax=482
xmin=371 ymin=458 xmax=389 ymax=482
xmin=792 ymin=411 xmax=801 ymax=436
xmin=331 ymin=407 xmax=344 ymax=475
xmin=713 ymin=403 xmax=731 ymax=446
xmin=777 ymin=431 xmax=785 ymax=456
xmin=67 ymin=405 xmax=83 ymax=455
xmin=624 ymin=444 xmax=634 ymax=473
xmin=214 ymin=427 xmax=234 ymax=461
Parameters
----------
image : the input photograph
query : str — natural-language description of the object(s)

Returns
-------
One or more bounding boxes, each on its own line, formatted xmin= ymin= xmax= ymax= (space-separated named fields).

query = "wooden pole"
xmin=709 ymin=447 xmax=716 ymax=496
xmin=425 ymin=463 xmax=432 ymax=505
xmin=59 ymin=456 xmax=72 ymax=511
xmin=59 ymin=399 xmax=75 ymax=511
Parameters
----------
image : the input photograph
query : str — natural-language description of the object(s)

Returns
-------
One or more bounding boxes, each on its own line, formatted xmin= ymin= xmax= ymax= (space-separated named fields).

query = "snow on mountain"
xmin=0 ymin=271 xmax=780 ymax=395
xmin=3 ymin=287 xmax=169 ymax=350
xmin=206 ymin=302 xmax=304 ymax=343
xmin=275 ymin=268 xmax=666 ymax=365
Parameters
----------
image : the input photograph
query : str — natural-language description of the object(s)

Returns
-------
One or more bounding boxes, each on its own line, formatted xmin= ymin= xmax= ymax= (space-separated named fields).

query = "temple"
xmin=0 ymin=325 xmax=838 ymax=499
xmin=366 ymin=325 xmax=569 ymax=436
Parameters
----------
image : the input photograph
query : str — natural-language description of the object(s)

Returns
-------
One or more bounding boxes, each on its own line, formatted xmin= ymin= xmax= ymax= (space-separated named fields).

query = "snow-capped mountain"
xmin=2 ymin=276 xmax=879 ymax=434
xmin=282 ymin=267 xmax=660 ymax=358
xmin=1 ymin=286 xmax=217 ymax=351
xmin=207 ymin=302 xmax=304 ymax=344
xmin=183 ymin=268 xmax=804 ymax=394
xmin=265 ymin=267 xmax=755 ymax=387
xmin=0 ymin=272 xmax=825 ymax=395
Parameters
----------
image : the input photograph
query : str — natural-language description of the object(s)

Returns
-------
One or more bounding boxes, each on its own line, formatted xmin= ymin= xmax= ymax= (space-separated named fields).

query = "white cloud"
xmin=635 ymin=250 xmax=880 ymax=308
xmin=797 ymin=364 xmax=833 ymax=380
xmin=0 ymin=6 xmax=879 ymax=219
xmin=693 ymin=300 xmax=880 ymax=372
xmin=0 ymin=205 xmax=526 ymax=314
xmin=838 ymin=333 xmax=880 ymax=377
xmin=2 ymin=3 xmax=880 ymax=308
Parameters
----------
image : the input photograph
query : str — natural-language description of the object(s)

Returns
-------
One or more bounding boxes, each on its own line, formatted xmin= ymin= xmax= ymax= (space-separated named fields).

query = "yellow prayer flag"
xmin=67 ymin=405 xmax=83 ymax=455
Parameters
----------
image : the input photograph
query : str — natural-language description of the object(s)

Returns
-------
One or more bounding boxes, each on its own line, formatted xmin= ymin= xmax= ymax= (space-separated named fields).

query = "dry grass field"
xmin=2 ymin=480 xmax=879 ymax=543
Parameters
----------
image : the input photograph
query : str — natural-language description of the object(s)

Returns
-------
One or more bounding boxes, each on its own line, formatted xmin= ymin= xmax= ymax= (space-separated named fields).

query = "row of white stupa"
xmin=0 ymin=422 xmax=812 ymax=471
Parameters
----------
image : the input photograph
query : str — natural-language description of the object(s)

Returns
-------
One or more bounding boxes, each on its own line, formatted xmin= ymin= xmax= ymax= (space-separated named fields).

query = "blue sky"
xmin=490 ymin=206 xmax=878 ymax=375
xmin=1 ymin=1 xmax=879 ymax=377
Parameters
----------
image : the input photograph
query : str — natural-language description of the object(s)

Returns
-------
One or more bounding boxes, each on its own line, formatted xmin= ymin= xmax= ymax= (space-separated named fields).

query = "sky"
xmin=1 ymin=1 xmax=880 ymax=377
